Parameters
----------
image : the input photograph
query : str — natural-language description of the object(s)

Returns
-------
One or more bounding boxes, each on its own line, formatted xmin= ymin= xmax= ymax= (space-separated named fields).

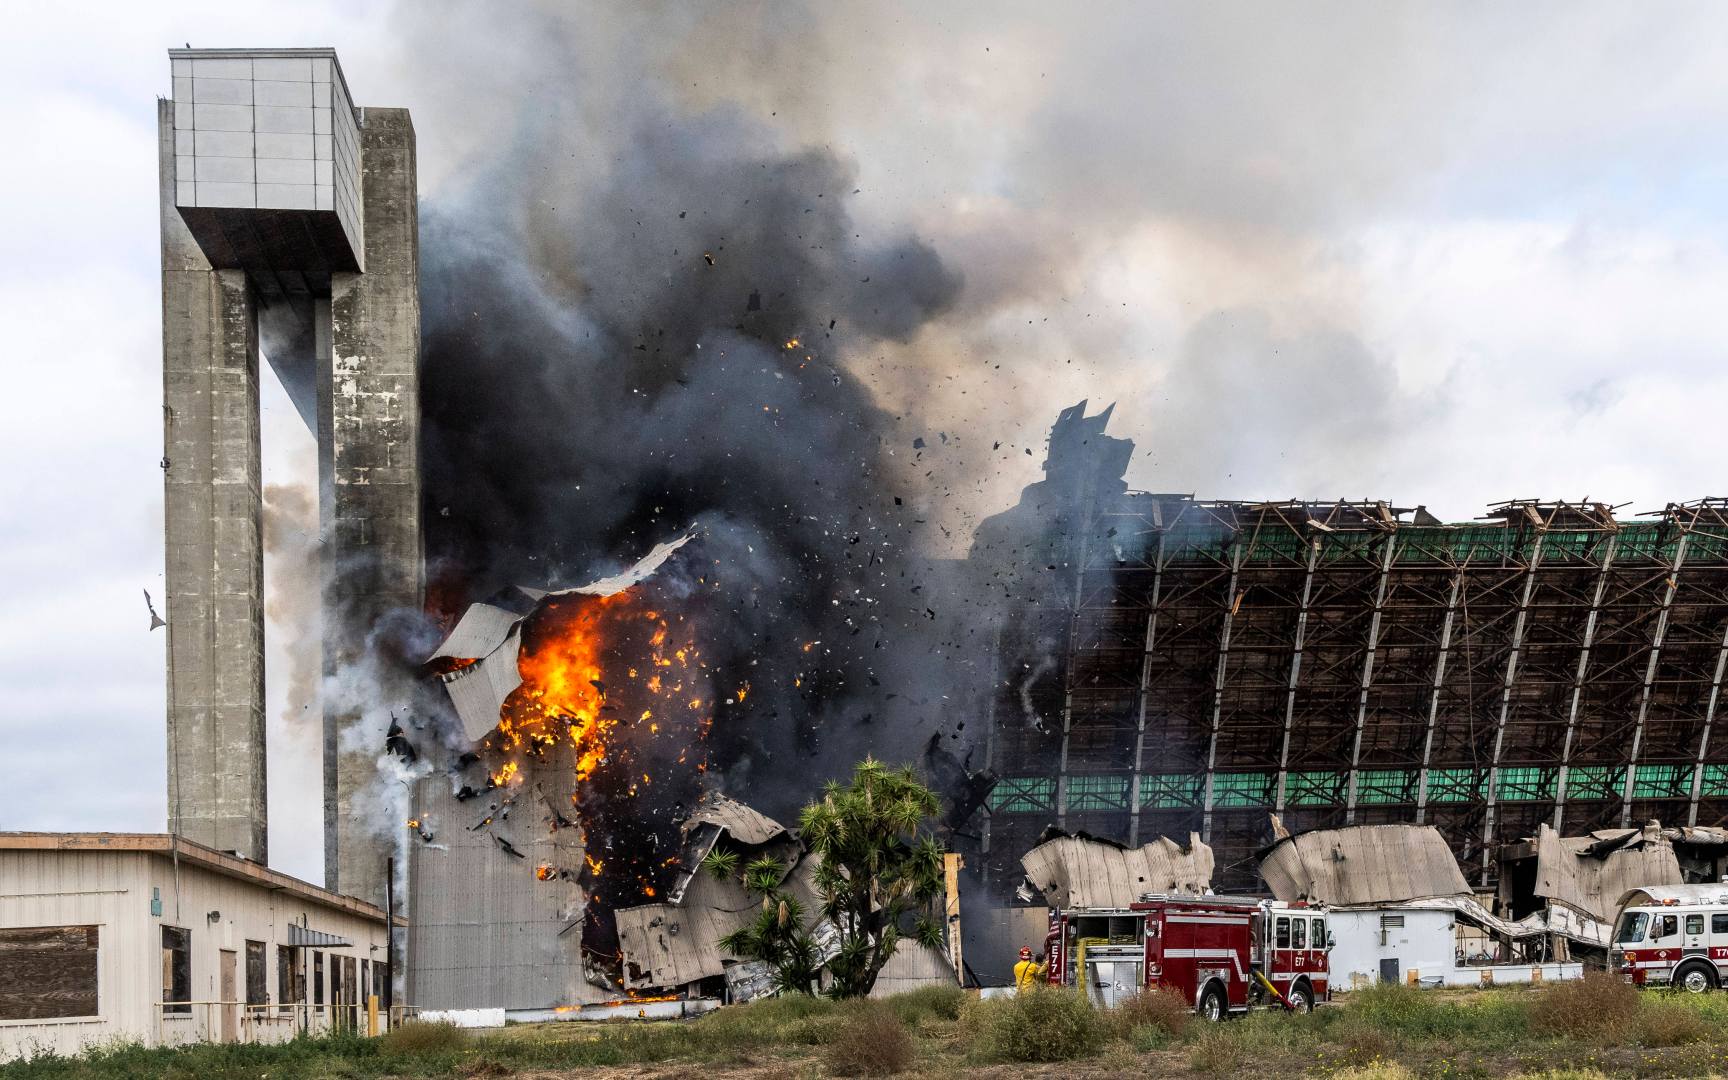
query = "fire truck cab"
xmin=1612 ymin=884 xmax=1728 ymax=992
xmin=1044 ymin=893 xmax=1330 ymax=1020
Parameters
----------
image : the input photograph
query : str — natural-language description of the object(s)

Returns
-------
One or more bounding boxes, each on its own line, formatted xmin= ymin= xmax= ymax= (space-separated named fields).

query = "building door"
xmin=220 ymin=949 xmax=238 ymax=1042
xmin=1379 ymin=958 xmax=1400 ymax=985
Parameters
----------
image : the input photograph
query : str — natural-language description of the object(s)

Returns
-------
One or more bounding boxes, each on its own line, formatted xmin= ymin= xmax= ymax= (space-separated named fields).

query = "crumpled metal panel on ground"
xmin=614 ymin=795 xmax=817 ymax=991
xmin=1261 ymin=824 xmax=1469 ymax=905
xmin=1020 ymin=832 xmax=1214 ymax=908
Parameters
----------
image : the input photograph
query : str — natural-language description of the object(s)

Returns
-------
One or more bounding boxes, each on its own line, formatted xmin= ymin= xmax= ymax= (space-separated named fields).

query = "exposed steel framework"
xmin=983 ymin=495 xmax=1728 ymax=892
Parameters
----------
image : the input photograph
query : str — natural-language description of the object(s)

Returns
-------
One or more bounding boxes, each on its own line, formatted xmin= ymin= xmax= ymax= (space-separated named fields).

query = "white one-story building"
xmin=0 ymin=833 xmax=399 ymax=1062
xmin=1327 ymin=901 xmax=1582 ymax=989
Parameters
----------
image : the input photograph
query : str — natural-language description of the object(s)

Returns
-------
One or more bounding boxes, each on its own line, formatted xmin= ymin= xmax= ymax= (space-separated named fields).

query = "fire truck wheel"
xmin=1675 ymin=961 xmax=1717 ymax=993
xmin=1286 ymin=981 xmax=1314 ymax=1013
xmin=1197 ymin=982 xmax=1226 ymax=1022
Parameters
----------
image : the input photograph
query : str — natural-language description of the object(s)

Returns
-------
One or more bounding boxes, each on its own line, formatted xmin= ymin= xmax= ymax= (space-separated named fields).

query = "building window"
xmin=245 ymin=941 xmax=267 ymax=1007
xmin=277 ymin=945 xmax=298 ymax=1013
xmin=313 ymin=952 xmax=325 ymax=1006
xmin=162 ymin=926 xmax=191 ymax=1014
xmin=0 ymin=925 xmax=99 ymax=1020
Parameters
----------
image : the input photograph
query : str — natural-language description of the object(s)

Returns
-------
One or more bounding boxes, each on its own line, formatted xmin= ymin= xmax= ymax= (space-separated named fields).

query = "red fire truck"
xmin=1611 ymin=884 xmax=1728 ymax=991
xmin=1044 ymin=893 xmax=1331 ymax=1020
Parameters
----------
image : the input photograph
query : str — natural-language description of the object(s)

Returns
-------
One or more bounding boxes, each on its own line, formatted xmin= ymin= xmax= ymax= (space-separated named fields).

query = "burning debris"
xmin=425 ymin=534 xmax=725 ymax=976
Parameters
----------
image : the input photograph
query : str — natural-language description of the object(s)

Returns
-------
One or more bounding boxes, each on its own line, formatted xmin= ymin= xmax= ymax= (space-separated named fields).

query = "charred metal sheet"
xmin=1261 ymin=824 xmax=1468 ymax=905
xmin=1019 ymin=832 xmax=1213 ymax=908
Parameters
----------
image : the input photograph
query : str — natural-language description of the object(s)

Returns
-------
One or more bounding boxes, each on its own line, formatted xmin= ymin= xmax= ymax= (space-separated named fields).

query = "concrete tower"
xmin=158 ymin=48 xmax=421 ymax=904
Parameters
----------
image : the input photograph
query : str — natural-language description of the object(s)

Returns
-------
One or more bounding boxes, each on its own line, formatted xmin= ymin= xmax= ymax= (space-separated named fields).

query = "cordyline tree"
xmin=709 ymin=758 xmax=946 ymax=998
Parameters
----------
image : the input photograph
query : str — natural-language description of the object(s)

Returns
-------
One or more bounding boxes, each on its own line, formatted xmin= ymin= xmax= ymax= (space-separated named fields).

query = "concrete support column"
xmin=159 ymin=102 xmax=268 ymax=862
xmin=323 ymin=107 xmax=423 ymax=903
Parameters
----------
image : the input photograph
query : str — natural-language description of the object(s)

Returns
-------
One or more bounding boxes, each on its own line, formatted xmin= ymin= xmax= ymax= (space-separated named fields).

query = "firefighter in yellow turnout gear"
xmin=1013 ymin=946 xmax=1046 ymax=992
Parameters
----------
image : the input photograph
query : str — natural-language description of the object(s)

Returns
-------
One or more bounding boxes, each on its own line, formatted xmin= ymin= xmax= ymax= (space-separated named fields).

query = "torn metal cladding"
xmin=975 ymin=400 xmax=1728 ymax=895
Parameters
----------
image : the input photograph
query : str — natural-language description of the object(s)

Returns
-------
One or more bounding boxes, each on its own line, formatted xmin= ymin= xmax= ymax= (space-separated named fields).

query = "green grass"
xmin=16 ymin=981 xmax=1728 ymax=1078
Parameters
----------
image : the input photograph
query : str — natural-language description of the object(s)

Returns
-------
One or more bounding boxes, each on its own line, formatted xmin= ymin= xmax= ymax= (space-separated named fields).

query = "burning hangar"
xmin=149 ymin=44 xmax=1728 ymax=1010
xmin=973 ymin=403 xmax=1728 ymax=894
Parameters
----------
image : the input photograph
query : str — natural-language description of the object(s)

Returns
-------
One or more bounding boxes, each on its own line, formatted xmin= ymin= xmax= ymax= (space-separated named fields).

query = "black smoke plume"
xmin=418 ymin=97 xmax=983 ymax=817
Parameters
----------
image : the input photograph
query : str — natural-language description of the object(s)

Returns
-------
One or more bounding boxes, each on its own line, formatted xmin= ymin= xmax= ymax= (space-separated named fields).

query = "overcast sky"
xmin=5 ymin=1 xmax=1727 ymax=887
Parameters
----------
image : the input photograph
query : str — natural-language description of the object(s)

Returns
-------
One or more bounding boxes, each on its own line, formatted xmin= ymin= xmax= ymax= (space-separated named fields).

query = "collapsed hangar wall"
xmin=976 ymin=408 xmax=1728 ymax=892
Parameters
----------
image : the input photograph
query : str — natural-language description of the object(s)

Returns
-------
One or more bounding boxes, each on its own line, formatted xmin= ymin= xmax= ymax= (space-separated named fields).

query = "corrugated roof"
xmin=1261 ymin=824 xmax=1468 ymax=905
xmin=1530 ymin=823 xmax=1681 ymax=921
xmin=1020 ymin=833 xmax=1213 ymax=908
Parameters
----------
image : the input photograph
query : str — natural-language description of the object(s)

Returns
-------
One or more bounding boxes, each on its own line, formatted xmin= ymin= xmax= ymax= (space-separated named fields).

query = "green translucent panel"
xmin=1701 ymin=764 xmax=1728 ymax=798
xmin=1539 ymin=531 xmax=1600 ymax=563
xmin=1633 ymin=764 xmax=1689 ymax=800
xmin=1565 ymin=765 xmax=1625 ymax=801
xmin=1355 ymin=769 xmax=1416 ymax=804
xmin=1496 ymin=766 xmax=1555 ymax=802
xmin=1244 ymin=530 xmax=1312 ymax=564
xmin=989 ymin=776 xmax=1054 ymax=814
xmin=1688 ymin=533 xmax=1728 ymax=562
xmin=1067 ymin=774 xmax=1131 ymax=812
xmin=1284 ymin=771 xmax=1345 ymax=807
xmin=1615 ymin=525 xmax=1670 ymax=561
xmin=1141 ymin=773 xmax=1203 ymax=809
xmin=1425 ymin=768 xmax=1482 ymax=804
xmin=1211 ymin=772 xmax=1273 ymax=808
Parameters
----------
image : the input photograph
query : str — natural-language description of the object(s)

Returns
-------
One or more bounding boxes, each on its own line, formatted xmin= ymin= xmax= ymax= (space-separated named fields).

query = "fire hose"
xmin=1252 ymin=967 xmax=1294 ymax=1010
